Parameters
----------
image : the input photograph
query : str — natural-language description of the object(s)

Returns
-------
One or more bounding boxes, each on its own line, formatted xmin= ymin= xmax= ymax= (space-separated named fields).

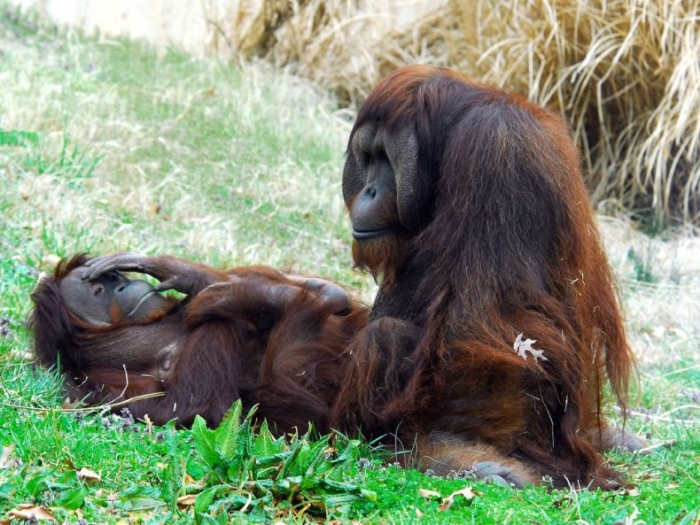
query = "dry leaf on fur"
xmin=513 ymin=333 xmax=548 ymax=362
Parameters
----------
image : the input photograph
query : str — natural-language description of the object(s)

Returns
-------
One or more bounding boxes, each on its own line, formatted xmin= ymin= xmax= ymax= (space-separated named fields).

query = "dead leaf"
xmin=183 ymin=472 xmax=206 ymax=491
xmin=77 ymin=467 xmax=102 ymax=483
xmin=438 ymin=486 xmax=477 ymax=512
xmin=177 ymin=494 xmax=197 ymax=507
xmin=8 ymin=504 xmax=56 ymax=521
xmin=418 ymin=488 xmax=441 ymax=499
xmin=0 ymin=445 xmax=18 ymax=469
xmin=513 ymin=333 xmax=548 ymax=362
xmin=62 ymin=396 xmax=81 ymax=410
xmin=9 ymin=350 xmax=34 ymax=361
xmin=65 ymin=459 xmax=101 ymax=483
xmin=43 ymin=254 xmax=61 ymax=268
xmin=143 ymin=413 xmax=154 ymax=434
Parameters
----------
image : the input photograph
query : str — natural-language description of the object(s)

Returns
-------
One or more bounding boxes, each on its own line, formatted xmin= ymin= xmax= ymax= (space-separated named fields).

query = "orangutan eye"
xmin=91 ymin=284 xmax=104 ymax=295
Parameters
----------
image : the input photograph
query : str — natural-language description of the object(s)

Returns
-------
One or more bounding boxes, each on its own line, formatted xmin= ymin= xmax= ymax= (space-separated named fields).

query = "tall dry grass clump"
xmin=202 ymin=0 xmax=699 ymax=227
xmin=433 ymin=0 xmax=700 ymax=227
xmin=201 ymin=0 xmax=414 ymax=104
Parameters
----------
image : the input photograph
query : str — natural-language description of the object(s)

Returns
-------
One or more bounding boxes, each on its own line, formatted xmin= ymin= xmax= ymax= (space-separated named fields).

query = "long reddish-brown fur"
xmin=31 ymin=255 xmax=368 ymax=432
xmin=331 ymin=65 xmax=635 ymax=488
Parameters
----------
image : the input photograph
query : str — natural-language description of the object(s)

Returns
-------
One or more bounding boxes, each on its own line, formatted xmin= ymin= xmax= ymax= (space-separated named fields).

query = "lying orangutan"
xmin=30 ymin=252 xmax=368 ymax=433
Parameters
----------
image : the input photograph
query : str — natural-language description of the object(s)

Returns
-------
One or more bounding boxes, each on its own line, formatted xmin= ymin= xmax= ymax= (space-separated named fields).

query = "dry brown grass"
xmin=202 ymin=0 xmax=700 ymax=226
xmin=202 ymin=0 xmax=404 ymax=104
xmin=434 ymin=0 xmax=700 ymax=228
xmin=598 ymin=217 xmax=700 ymax=366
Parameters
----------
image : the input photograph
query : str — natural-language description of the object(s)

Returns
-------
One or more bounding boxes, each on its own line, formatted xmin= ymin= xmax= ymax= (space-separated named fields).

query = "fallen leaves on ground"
xmin=65 ymin=458 xmax=101 ymax=483
xmin=418 ymin=485 xmax=480 ymax=511
xmin=6 ymin=504 xmax=56 ymax=522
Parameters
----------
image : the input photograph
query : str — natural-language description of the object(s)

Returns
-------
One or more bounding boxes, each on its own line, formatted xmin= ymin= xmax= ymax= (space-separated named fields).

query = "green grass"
xmin=0 ymin=5 xmax=698 ymax=524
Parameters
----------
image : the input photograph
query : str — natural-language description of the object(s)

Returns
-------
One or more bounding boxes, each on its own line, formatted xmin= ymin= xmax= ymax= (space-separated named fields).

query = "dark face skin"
xmin=344 ymin=124 xmax=402 ymax=240
xmin=59 ymin=266 xmax=172 ymax=325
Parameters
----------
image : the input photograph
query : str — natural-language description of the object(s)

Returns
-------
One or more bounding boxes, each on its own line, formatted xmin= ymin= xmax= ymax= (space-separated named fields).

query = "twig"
xmin=1 ymin=391 xmax=166 ymax=413
xmin=662 ymin=364 xmax=700 ymax=377
xmin=620 ymin=405 xmax=700 ymax=425
xmin=637 ymin=440 xmax=677 ymax=454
